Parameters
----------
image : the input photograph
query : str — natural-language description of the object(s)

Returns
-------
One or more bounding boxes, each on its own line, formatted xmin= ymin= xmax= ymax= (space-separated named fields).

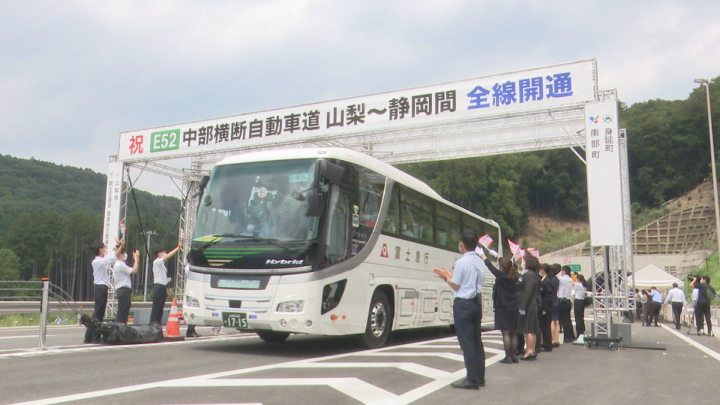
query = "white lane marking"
xmin=0 ymin=334 xmax=258 ymax=358
xmin=9 ymin=381 xmax=165 ymax=405
xmin=0 ymin=335 xmax=54 ymax=340
xmin=0 ymin=326 xmax=81 ymax=332
xmin=284 ymin=362 xmax=452 ymax=379
xmin=401 ymin=339 xmax=504 ymax=348
xmin=187 ymin=378 xmax=396 ymax=404
xmin=7 ymin=334 xmax=506 ymax=405
xmin=661 ymin=324 xmax=720 ymax=361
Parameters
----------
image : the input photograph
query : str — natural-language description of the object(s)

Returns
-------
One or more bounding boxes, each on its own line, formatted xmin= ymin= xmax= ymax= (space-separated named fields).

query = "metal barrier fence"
xmin=0 ymin=280 xmax=169 ymax=350
xmin=0 ymin=278 xmax=84 ymax=350
xmin=0 ymin=280 xmax=43 ymax=301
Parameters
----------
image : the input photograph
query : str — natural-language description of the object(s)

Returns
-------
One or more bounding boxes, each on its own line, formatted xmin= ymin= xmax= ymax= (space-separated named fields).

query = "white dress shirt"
xmin=113 ymin=260 xmax=133 ymax=289
xmin=573 ymin=282 xmax=586 ymax=300
xmin=664 ymin=287 xmax=687 ymax=305
xmin=558 ymin=274 xmax=573 ymax=300
xmin=152 ymin=257 xmax=171 ymax=285
xmin=92 ymin=252 xmax=117 ymax=287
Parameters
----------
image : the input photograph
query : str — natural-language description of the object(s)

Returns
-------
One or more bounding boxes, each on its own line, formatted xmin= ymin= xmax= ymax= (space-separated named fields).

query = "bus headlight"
xmin=277 ymin=300 xmax=304 ymax=313
xmin=185 ymin=295 xmax=200 ymax=308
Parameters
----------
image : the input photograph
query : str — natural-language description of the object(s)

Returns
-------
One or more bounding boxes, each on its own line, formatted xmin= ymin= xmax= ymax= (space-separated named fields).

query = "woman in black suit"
xmin=516 ymin=254 xmax=540 ymax=361
xmin=481 ymin=253 xmax=518 ymax=363
xmin=538 ymin=263 xmax=556 ymax=352
xmin=694 ymin=276 xmax=716 ymax=335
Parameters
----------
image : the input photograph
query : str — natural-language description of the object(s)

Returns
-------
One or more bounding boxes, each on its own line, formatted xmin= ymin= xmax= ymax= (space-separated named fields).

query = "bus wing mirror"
xmin=306 ymin=189 xmax=324 ymax=217
xmin=198 ymin=175 xmax=211 ymax=207
xmin=317 ymin=159 xmax=345 ymax=183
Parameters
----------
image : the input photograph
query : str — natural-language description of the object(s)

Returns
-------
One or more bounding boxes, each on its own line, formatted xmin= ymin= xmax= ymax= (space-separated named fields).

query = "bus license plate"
xmin=222 ymin=312 xmax=249 ymax=329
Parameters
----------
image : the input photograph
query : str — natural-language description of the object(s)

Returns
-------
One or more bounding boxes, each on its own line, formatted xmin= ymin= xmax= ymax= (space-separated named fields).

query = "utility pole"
xmin=695 ymin=79 xmax=720 ymax=267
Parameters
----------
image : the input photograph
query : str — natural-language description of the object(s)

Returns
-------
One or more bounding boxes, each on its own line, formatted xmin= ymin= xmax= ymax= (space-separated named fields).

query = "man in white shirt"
xmin=113 ymin=249 xmax=140 ymax=324
xmin=664 ymin=283 xmax=687 ymax=330
xmin=558 ymin=266 xmax=575 ymax=342
xmin=84 ymin=238 xmax=124 ymax=344
xmin=150 ymin=242 xmax=182 ymax=324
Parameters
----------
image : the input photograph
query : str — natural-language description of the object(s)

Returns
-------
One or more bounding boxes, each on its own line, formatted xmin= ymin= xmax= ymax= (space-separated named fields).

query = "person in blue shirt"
xmin=647 ymin=287 xmax=663 ymax=327
xmin=433 ymin=230 xmax=487 ymax=389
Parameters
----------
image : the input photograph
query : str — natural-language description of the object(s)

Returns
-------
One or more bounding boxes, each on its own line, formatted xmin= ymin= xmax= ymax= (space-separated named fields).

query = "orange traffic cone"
xmin=164 ymin=298 xmax=184 ymax=341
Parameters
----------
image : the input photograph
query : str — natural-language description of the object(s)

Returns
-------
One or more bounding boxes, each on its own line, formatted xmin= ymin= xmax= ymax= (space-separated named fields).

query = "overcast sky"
xmin=1 ymin=0 xmax=719 ymax=197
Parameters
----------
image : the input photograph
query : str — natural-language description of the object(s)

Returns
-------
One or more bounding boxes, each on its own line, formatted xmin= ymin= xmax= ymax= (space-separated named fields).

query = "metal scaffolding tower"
xmin=103 ymin=61 xmax=633 ymax=342
xmin=587 ymin=126 xmax=633 ymax=346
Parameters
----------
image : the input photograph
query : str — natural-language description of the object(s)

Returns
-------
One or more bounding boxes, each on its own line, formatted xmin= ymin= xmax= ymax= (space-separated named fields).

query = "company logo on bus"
xmin=266 ymin=259 xmax=304 ymax=265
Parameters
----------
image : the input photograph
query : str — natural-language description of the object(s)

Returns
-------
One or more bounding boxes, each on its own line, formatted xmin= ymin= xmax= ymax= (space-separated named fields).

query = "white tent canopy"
xmin=631 ymin=264 xmax=682 ymax=289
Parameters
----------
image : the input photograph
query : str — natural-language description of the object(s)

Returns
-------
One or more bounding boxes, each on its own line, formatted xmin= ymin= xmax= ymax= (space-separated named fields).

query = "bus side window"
xmin=357 ymin=167 xmax=384 ymax=230
xmin=382 ymin=185 xmax=399 ymax=234
xmin=325 ymin=185 xmax=351 ymax=266
xmin=400 ymin=186 xmax=434 ymax=243
xmin=462 ymin=215 xmax=484 ymax=237
xmin=437 ymin=204 xmax=461 ymax=248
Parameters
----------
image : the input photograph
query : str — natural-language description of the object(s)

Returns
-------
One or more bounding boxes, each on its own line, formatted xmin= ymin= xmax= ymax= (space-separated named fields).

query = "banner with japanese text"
xmin=118 ymin=60 xmax=597 ymax=162
xmin=102 ymin=161 xmax=124 ymax=248
xmin=585 ymin=101 xmax=623 ymax=246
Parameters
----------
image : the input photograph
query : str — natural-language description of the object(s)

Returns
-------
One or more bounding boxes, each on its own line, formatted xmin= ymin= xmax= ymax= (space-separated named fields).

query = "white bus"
xmin=183 ymin=148 xmax=502 ymax=348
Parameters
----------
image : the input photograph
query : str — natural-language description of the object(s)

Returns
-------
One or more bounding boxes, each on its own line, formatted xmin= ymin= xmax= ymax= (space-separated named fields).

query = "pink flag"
xmin=478 ymin=234 xmax=494 ymax=249
xmin=527 ymin=248 xmax=540 ymax=258
xmin=513 ymin=248 xmax=526 ymax=262
xmin=508 ymin=239 xmax=520 ymax=254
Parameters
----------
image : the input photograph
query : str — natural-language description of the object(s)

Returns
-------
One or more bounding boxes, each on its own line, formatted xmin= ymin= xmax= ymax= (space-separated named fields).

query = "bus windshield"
xmin=194 ymin=159 xmax=320 ymax=242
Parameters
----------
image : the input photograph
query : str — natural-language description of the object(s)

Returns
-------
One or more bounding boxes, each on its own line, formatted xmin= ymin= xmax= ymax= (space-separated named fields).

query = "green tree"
xmin=5 ymin=211 xmax=63 ymax=280
xmin=0 ymin=249 xmax=20 ymax=280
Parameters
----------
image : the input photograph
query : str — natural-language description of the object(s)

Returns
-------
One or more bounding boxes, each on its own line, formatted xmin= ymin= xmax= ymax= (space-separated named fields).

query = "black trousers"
xmin=150 ymin=284 xmax=167 ymax=324
xmin=84 ymin=284 xmax=108 ymax=343
xmin=670 ymin=302 xmax=683 ymax=329
xmin=644 ymin=303 xmax=653 ymax=325
xmin=648 ymin=302 xmax=661 ymax=325
xmin=559 ymin=298 xmax=575 ymax=341
xmin=453 ymin=298 xmax=484 ymax=382
xmin=115 ymin=287 xmax=132 ymax=324
xmin=539 ymin=306 xmax=553 ymax=350
xmin=696 ymin=301 xmax=712 ymax=333
xmin=573 ymin=299 xmax=586 ymax=335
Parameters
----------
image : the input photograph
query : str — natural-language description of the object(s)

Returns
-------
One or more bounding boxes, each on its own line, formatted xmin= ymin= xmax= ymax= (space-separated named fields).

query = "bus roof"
xmin=216 ymin=148 xmax=499 ymax=228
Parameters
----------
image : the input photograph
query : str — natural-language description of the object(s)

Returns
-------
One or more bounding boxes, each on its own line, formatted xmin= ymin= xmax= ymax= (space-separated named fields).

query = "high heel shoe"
xmin=519 ymin=352 xmax=537 ymax=361
xmin=512 ymin=356 xmax=519 ymax=363
xmin=499 ymin=357 xmax=514 ymax=364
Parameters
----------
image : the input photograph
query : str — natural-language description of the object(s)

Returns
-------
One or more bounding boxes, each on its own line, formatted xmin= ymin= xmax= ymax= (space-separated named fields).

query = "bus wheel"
xmin=363 ymin=290 xmax=391 ymax=348
xmin=257 ymin=330 xmax=290 ymax=343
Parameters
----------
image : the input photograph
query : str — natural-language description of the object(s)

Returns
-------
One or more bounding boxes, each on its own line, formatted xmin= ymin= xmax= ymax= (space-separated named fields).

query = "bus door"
xmin=396 ymin=288 xmax=418 ymax=329
xmin=420 ymin=288 xmax=437 ymax=326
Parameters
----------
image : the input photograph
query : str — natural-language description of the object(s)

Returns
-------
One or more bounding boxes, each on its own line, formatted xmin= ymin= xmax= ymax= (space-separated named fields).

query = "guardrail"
xmin=0 ymin=301 xmax=165 ymax=315
xmin=0 ymin=279 xmax=175 ymax=350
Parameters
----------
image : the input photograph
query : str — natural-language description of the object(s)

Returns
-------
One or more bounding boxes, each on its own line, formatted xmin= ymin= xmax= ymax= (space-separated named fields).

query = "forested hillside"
xmin=401 ymin=77 xmax=720 ymax=240
xmin=0 ymin=154 xmax=182 ymax=300
xmin=0 ymin=77 xmax=717 ymax=299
